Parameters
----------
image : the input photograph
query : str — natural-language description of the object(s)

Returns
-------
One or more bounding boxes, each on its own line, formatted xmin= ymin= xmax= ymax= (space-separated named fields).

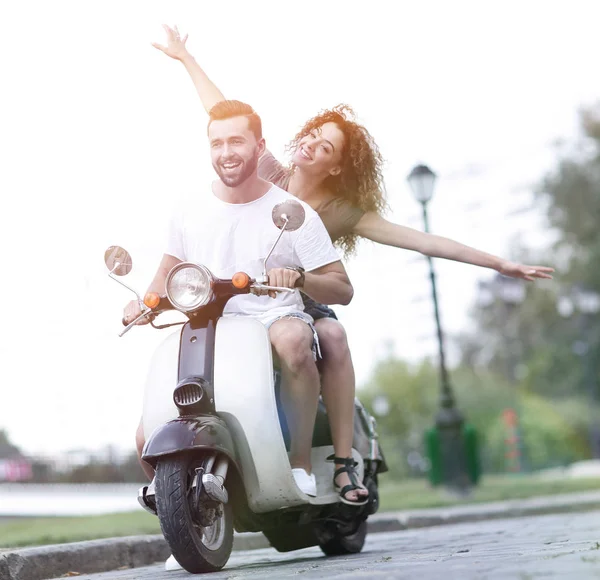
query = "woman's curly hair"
xmin=286 ymin=104 xmax=388 ymax=257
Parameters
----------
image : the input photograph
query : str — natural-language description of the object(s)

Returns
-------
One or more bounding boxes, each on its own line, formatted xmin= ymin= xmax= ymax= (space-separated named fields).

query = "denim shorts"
xmin=301 ymin=293 xmax=338 ymax=321
xmin=266 ymin=312 xmax=322 ymax=361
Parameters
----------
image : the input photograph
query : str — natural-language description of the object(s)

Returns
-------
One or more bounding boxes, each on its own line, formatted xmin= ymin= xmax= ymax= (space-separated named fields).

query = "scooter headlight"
xmin=166 ymin=263 xmax=214 ymax=312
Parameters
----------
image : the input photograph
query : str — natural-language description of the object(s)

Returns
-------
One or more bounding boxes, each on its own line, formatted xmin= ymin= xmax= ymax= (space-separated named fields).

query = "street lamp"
xmin=557 ymin=284 xmax=600 ymax=458
xmin=407 ymin=163 xmax=472 ymax=492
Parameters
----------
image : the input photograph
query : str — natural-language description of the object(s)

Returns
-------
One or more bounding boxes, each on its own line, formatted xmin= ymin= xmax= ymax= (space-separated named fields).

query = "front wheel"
xmin=319 ymin=519 xmax=367 ymax=556
xmin=155 ymin=454 xmax=233 ymax=573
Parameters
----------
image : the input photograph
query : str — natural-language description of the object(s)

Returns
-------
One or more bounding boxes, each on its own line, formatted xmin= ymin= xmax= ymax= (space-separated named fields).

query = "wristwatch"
xmin=285 ymin=266 xmax=305 ymax=288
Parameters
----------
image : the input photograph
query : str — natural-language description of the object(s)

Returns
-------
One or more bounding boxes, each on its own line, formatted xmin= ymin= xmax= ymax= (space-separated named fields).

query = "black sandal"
xmin=326 ymin=455 xmax=369 ymax=506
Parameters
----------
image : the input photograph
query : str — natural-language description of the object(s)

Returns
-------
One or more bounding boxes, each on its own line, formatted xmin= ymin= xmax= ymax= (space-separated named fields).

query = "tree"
xmin=0 ymin=430 xmax=22 ymax=459
xmin=360 ymin=354 xmax=591 ymax=476
xmin=458 ymin=103 xmax=600 ymax=402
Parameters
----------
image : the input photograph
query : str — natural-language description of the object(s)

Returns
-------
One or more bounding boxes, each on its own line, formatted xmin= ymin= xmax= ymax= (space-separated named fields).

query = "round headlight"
xmin=166 ymin=263 xmax=214 ymax=311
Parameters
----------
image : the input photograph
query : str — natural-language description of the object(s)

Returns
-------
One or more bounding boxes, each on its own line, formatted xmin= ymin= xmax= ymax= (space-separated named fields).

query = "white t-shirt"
xmin=166 ymin=184 xmax=341 ymax=326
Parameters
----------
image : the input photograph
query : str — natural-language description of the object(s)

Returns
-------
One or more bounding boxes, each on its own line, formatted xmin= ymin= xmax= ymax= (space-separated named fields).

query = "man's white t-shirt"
xmin=166 ymin=184 xmax=341 ymax=327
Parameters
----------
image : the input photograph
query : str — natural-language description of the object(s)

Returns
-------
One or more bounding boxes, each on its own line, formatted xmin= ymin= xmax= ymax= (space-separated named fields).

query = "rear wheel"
xmin=319 ymin=519 xmax=367 ymax=556
xmin=155 ymin=454 xmax=233 ymax=573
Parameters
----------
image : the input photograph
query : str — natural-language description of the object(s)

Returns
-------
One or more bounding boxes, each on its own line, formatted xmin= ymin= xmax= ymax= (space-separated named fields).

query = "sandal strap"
xmin=331 ymin=459 xmax=369 ymax=504
xmin=339 ymin=484 xmax=360 ymax=498
xmin=326 ymin=454 xmax=358 ymax=467
xmin=333 ymin=466 xmax=361 ymax=488
xmin=333 ymin=466 xmax=352 ymax=479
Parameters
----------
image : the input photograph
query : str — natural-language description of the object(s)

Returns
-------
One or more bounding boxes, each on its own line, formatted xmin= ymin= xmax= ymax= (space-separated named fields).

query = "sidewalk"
xmin=2 ymin=490 xmax=600 ymax=580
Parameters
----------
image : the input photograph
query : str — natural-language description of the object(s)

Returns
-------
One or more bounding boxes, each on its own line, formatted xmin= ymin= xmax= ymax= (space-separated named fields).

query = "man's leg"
xmin=269 ymin=318 xmax=320 ymax=474
xmin=136 ymin=418 xmax=155 ymax=481
xmin=315 ymin=318 xmax=368 ymax=501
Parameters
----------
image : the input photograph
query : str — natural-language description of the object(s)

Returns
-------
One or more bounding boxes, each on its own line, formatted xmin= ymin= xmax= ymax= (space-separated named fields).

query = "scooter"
xmin=104 ymin=200 xmax=387 ymax=574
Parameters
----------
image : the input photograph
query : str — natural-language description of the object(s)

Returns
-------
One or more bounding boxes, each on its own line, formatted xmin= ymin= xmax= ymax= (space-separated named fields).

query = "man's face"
xmin=208 ymin=116 xmax=264 ymax=187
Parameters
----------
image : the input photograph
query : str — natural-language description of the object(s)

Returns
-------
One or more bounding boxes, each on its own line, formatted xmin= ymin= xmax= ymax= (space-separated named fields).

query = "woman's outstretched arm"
xmin=353 ymin=211 xmax=554 ymax=281
xmin=153 ymin=24 xmax=225 ymax=113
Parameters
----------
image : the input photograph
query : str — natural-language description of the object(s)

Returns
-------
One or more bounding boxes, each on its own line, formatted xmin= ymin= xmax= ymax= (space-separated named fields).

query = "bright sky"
xmin=1 ymin=0 xmax=598 ymax=456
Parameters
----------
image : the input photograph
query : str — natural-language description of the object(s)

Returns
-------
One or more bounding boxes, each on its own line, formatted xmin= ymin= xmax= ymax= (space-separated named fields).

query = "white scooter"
xmin=105 ymin=200 xmax=387 ymax=574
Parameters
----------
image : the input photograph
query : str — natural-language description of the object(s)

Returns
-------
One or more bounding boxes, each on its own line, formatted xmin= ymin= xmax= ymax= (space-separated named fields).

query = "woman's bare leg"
xmin=315 ymin=318 xmax=368 ymax=501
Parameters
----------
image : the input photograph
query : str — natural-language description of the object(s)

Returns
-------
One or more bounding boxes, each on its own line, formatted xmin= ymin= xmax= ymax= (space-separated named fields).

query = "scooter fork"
xmin=194 ymin=454 xmax=229 ymax=504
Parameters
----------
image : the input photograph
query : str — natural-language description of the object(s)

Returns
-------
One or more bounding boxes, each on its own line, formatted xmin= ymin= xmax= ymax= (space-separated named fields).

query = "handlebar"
xmin=120 ymin=309 xmax=154 ymax=336
xmin=250 ymin=283 xmax=295 ymax=295
xmin=118 ymin=280 xmax=294 ymax=337
xmin=120 ymin=295 xmax=172 ymax=336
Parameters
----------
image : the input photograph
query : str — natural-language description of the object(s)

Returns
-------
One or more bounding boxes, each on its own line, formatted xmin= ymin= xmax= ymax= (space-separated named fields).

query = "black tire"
xmin=319 ymin=519 xmax=367 ymax=556
xmin=155 ymin=455 xmax=233 ymax=574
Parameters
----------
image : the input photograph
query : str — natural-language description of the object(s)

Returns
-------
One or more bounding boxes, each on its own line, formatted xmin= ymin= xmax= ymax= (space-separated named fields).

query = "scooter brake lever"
xmin=119 ymin=309 xmax=153 ymax=337
xmin=250 ymin=283 xmax=295 ymax=295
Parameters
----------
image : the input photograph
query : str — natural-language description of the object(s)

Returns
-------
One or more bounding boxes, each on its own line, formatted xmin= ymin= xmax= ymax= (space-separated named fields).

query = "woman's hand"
xmin=152 ymin=24 xmax=189 ymax=60
xmin=497 ymin=261 xmax=554 ymax=282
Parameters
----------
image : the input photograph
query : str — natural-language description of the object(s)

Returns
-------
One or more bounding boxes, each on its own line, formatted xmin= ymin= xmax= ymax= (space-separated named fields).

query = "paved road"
xmin=61 ymin=511 xmax=600 ymax=579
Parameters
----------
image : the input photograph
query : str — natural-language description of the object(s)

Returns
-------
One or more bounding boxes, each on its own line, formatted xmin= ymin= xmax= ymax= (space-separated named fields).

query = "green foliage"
xmin=484 ymin=393 xmax=589 ymax=471
xmin=360 ymin=354 xmax=592 ymax=475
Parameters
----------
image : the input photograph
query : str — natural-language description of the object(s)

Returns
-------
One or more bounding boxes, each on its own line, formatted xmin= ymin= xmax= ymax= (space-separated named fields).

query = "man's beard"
xmin=213 ymin=149 xmax=259 ymax=187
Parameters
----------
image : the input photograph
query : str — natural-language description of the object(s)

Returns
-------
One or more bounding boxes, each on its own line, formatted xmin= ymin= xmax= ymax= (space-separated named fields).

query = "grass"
xmin=1 ymin=474 xmax=599 ymax=549
xmin=0 ymin=510 xmax=161 ymax=550
xmin=378 ymin=473 xmax=600 ymax=511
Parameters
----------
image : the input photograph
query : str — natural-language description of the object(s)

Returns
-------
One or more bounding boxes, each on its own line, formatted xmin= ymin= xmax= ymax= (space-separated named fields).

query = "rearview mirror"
xmin=271 ymin=200 xmax=306 ymax=232
xmin=104 ymin=246 xmax=133 ymax=276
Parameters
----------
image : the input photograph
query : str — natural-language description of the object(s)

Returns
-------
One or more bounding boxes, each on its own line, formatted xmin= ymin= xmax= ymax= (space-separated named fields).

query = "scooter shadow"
xmin=166 ymin=545 xmax=373 ymax=577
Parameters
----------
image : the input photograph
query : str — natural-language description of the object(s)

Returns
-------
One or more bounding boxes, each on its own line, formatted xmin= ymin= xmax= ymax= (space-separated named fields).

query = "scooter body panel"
xmin=140 ymin=316 xmax=369 ymax=515
xmin=142 ymin=329 xmax=181 ymax=438
xmin=214 ymin=317 xmax=314 ymax=513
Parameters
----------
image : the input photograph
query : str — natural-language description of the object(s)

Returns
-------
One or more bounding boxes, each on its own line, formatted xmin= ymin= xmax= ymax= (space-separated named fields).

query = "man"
xmin=124 ymin=100 xmax=353 ymax=497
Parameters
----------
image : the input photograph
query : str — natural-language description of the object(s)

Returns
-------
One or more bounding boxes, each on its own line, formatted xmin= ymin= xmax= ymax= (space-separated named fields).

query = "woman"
xmin=152 ymin=25 xmax=554 ymax=505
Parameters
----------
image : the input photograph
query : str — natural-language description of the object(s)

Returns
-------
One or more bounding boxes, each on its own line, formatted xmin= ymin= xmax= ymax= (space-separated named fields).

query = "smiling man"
xmin=125 ymin=100 xmax=353 ymax=500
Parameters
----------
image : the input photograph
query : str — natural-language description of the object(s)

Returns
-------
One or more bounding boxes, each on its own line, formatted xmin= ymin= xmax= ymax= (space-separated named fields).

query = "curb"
xmin=2 ymin=491 xmax=600 ymax=580
xmin=368 ymin=492 xmax=600 ymax=533
xmin=0 ymin=536 xmax=170 ymax=580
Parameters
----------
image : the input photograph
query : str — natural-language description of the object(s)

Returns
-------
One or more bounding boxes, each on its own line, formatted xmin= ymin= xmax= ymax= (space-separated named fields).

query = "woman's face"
xmin=292 ymin=121 xmax=345 ymax=178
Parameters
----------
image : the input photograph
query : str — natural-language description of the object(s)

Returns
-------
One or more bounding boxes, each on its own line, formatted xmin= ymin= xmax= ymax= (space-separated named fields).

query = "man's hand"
xmin=268 ymin=268 xmax=302 ymax=288
xmin=497 ymin=261 xmax=554 ymax=282
xmin=123 ymin=300 xmax=151 ymax=326
xmin=152 ymin=24 xmax=189 ymax=60
xmin=263 ymin=268 xmax=302 ymax=298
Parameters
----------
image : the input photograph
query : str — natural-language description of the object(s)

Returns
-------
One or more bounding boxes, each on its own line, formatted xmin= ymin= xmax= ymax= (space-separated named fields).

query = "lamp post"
xmin=557 ymin=284 xmax=600 ymax=458
xmin=407 ymin=164 xmax=472 ymax=492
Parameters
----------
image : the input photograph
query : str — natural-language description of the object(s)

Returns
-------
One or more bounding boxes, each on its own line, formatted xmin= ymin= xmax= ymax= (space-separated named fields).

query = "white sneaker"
xmin=165 ymin=554 xmax=183 ymax=571
xmin=292 ymin=468 xmax=317 ymax=497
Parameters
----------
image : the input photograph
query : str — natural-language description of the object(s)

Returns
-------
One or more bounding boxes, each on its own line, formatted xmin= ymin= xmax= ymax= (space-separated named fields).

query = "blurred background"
xmin=1 ymin=0 xmax=599 ymax=546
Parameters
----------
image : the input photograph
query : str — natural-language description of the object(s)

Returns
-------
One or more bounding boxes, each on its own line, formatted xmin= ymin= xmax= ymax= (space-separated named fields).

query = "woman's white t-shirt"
xmin=166 ymin=185 xmax=341 ymax=326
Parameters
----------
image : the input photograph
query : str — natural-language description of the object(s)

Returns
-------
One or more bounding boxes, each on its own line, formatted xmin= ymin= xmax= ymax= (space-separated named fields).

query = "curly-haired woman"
xmin=152 ymin=25 xmax=553 ymax=505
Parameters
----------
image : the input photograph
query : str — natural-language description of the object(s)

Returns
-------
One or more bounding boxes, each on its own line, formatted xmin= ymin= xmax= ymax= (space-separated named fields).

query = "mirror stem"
xmin=260 ymin=216 xmax=289 ymax=283
xmin=109 ymin=272 xmax=144 ymax=303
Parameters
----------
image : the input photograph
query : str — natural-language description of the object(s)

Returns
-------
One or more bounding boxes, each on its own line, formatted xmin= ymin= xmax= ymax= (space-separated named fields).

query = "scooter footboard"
xmin=214 ymin=317 xmax=307 ymax=513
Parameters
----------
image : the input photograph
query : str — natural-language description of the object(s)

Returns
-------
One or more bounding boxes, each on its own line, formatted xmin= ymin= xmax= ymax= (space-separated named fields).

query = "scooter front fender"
xmin=142 ymin=415 xmax=238 ymax=468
